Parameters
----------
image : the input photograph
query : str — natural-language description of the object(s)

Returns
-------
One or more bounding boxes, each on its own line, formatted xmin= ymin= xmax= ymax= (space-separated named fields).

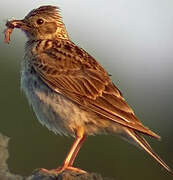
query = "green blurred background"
xmin=0 ymin=0 xmax=173 ymax=180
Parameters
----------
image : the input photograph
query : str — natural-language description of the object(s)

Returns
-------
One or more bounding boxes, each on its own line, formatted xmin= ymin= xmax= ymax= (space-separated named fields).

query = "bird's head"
xmin=5 ymin=5 xmax=69 ymax=42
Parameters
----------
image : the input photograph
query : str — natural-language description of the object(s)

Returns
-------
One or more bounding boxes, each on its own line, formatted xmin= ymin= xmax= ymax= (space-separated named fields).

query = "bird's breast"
xmin=20 ymin=59 xmax=96 ymax=136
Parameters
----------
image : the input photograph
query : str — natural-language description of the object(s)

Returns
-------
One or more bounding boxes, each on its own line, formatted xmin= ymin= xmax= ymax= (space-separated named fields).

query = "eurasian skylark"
xmin=4 ymin=5 xmax=172 ymax=175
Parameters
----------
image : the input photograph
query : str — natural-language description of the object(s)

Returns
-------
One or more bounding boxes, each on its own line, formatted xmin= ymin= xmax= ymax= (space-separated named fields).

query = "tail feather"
xmin=125 ymin=128 xmax=173 ymax=175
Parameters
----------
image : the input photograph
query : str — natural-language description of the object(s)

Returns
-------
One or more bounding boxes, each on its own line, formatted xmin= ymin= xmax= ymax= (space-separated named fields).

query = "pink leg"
xmin=40 ymin=127 xmax=86 ymax=174
xmin=67 ymin=134 xmax=86 ymax=167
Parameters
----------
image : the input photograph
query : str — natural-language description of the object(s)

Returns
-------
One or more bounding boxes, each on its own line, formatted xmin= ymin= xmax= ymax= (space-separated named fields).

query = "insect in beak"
xmin=4 ymin=19 xmax=27 ymax=43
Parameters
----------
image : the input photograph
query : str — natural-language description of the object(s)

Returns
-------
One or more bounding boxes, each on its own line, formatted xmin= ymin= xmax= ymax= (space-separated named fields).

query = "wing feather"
xmin=32 ymin=40 xmax=160 ymax=139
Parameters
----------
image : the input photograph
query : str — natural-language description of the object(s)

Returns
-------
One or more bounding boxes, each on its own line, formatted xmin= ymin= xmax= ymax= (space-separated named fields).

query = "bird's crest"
xmin=25 ymin=5 xmax=61 ymax=21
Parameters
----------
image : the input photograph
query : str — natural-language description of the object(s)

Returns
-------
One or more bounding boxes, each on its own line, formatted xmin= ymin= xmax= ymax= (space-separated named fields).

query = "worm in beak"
xmin=4 ymin=19 xmax=25 ymax=43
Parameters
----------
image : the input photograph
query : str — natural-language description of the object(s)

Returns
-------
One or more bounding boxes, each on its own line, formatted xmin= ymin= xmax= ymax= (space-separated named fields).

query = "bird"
xmin=4 ymin=5 xmax=172 ymax=175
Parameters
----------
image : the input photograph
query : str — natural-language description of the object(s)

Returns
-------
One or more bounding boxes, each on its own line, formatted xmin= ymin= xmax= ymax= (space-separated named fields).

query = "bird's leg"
xmin=68 ymin=134 xmax=86 ymax=167
xmin=63 ymin=127 xmax=86 ymax=167
xmin=40 ymin=127 xmax=86 ymax=174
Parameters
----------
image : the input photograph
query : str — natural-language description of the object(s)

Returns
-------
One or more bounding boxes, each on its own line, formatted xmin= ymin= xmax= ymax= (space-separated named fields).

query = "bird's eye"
xmin=36 ymin=19 xmax=44 ymax=25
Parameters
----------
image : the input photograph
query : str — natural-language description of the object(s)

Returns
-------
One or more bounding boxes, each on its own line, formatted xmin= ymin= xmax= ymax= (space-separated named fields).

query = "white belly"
xmin=20 ymin=63 xmax=89 ymax=136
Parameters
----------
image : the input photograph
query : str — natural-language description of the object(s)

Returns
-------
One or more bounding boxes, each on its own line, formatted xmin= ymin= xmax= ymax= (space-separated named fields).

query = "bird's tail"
xmin=124 ymin=127 xmax=173 ymax=175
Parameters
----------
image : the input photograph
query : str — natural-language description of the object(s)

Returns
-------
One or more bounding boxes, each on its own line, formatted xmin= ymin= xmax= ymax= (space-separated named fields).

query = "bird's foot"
xmin=39 ymin=166 xmax=86 ymax=175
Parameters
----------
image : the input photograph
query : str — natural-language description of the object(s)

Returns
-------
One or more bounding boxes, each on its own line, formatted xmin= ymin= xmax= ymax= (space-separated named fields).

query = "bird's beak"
xmin=4 ymin=19 xmax=30 ymax=43
xmin=5 ymin=19 xmax=27 ymax=30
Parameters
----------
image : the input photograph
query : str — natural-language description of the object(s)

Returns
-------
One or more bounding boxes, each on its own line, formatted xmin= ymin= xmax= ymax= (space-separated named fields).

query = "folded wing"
xmin=32 ymin=40 xmax=160 ymax=139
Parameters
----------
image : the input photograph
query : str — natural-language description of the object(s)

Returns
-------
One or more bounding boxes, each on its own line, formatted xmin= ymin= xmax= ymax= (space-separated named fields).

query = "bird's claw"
xmin=39 ymin=166 xmax=86 ymax=175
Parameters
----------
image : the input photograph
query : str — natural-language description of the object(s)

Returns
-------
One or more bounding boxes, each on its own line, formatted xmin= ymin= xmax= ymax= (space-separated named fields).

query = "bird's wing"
xmin=32 ymin=40 xmax=160 ymax=139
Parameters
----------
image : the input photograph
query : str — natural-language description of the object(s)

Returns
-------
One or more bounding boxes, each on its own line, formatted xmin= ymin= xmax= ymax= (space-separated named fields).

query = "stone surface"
xmin=0 ymin=133 xmax=113 ymax=180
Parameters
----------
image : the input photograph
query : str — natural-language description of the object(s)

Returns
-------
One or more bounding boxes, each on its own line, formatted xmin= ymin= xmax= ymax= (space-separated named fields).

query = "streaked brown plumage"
xmin=4 ymin=5 xmax=172 ymax=175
